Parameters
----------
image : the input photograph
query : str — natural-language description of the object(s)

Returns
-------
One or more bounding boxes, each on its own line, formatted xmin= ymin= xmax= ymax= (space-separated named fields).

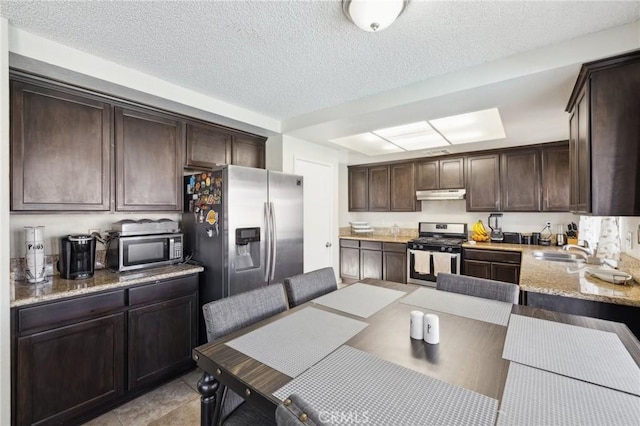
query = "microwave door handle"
xmin=264 ymin=202 xmax=271 ymax=283
xmin=269 ymin=202 xmax=277 ymax=281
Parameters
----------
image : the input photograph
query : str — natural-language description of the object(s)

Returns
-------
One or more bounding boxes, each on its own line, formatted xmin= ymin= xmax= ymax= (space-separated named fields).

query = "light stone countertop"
xmin=463 ymin=242 xmax=640 ymax=307
xmin=11 ymin=263 xmax=204 ymax=308
xmin=339 ymin=234 xmax=414 ymax=244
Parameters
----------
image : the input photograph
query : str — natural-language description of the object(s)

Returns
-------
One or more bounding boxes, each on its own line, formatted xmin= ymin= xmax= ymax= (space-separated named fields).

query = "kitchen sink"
xmin=533 ymin=250 xmax=584 ymax=263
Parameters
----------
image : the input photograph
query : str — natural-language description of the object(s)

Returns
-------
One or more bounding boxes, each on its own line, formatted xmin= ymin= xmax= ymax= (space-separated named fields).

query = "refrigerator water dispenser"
xmin=235 ymin=227 xmax=260 ymax=271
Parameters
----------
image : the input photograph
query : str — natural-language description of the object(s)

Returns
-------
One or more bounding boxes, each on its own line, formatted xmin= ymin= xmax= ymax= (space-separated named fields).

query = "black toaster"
xmin=502 ymin=232 xmax=522 ymax=244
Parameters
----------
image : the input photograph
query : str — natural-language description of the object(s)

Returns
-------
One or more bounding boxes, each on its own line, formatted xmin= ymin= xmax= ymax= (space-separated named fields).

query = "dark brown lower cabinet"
xmin=491 ymin=262 xmax=521 ymax=284
xmin=462 ymin=248 xmax=521 ymax=284
xmin=383 ymin=251 xmax=407 ymax=283
xmin=340 ymin=239 xmax=361 ymax=284
xmin=339 ymin=239 xmax=407 ymax=284
xmin=462 ymin=260 xmax=492 ymax=280
xmin=16 ymin=313 xmax=125 ymax=426
xmin=128 ymin=293 xmax=198 ymax=391
xmin=12 ymin=274 xmax=199 ymax=426
xmin=360 ymin=247 xmax=383 ymax=280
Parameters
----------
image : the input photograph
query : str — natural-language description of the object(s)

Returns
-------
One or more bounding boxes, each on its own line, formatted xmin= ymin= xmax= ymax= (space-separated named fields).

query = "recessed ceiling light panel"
xmin=329 ymin=132 xmax=404 ymax=156
xmin=373 ymin=121 xmax=450 ymax=151
xmin=429 ymin=108 xmax=506 ymax=145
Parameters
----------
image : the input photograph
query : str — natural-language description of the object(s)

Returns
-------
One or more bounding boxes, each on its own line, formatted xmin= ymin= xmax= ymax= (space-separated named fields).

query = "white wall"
xmin=620 ymin=217 xmax=640 ymax=259
xmin=1 ymin=17 xmax=11 ymax=426
xmin=281 ymin=135 xmax=346 ymax=276
xmin=9 ymin=213 xmax=181 ymax=258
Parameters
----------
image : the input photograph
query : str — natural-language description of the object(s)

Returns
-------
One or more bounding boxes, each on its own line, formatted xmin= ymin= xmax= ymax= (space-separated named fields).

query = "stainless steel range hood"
xmin=416 ymin=189 xmax=466 ymax=201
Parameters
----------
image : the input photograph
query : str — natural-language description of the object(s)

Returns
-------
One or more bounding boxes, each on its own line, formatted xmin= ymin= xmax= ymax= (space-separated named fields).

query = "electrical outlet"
xmin=626 ymin=231 xmax=633 ymax=250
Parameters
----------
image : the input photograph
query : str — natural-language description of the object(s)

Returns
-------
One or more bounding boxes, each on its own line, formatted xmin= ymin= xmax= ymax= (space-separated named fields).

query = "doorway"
xmin=294 ymin=157 xmax=334 ymax=273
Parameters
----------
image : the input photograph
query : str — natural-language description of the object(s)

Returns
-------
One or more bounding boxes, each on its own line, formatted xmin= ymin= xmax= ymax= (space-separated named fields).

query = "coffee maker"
xmin=58 ymin=235 xmax=96 ymax=279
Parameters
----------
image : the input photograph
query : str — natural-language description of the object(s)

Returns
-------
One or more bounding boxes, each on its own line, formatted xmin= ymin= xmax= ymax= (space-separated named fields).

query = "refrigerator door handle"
xmin=269 ymin=202 xmax=277 ymax=281
xmin=264 ymin=202 xmax=272 ymax=282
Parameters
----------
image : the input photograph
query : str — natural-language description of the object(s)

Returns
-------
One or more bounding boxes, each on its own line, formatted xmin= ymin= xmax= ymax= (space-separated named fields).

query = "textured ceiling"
xmin=2 ymin=0 xmax=639 ymax=122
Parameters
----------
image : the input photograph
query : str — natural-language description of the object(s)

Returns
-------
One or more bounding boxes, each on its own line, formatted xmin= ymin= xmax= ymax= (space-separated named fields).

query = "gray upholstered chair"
xmin=275 ymin=394 xmax=329 ymax=426
xmin=283 ymin=267 xmax=338 ymax=308
xmin=436 ymin=273 xmax=519 ymax=304
xmin=202 ymin=283 xmax=289 ymax=426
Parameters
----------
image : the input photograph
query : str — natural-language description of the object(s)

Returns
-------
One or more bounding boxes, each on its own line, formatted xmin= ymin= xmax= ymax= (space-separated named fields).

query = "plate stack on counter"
xmin=350 ymin=221 xmax=373 ymax=235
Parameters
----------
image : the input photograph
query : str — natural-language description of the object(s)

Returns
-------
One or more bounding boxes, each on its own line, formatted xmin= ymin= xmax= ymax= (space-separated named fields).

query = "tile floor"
xmin=83 ymin=369 xmax=203 ymax=426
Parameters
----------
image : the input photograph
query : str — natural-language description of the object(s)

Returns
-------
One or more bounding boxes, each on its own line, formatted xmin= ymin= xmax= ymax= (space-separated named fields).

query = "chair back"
xmin=202 ymin=283 xmax=289 ymax=342
xmin=284 ymin=267 xmax=338 ymax=308
xmin=202 ymin=283 xmax=288 ymax=423
xmin=436 ymin=273 xmax=519 ymax=304
xmin=276 ymin=394 xmax=329 ymax=426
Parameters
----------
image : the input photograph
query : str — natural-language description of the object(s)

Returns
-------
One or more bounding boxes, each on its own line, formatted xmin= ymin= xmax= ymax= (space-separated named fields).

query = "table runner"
xmin=497 ymin=363 xmax=640 ymax=425
xmin=503 ymin=314 xmax=640 ymax=396
xmin=226 ymin=307 xmax=367 ymax=378
xmin=274 ymin=345 xmax=498 ymax=425
xmin=400 ymin=287 xmax=512 ymax=326
xmin=312 ymin=283 xmax=406 ymax=318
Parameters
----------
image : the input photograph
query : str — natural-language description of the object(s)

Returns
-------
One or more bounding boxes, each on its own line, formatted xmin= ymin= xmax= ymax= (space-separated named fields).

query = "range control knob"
xmin=440 ymin=246 xmax=446 ymax=252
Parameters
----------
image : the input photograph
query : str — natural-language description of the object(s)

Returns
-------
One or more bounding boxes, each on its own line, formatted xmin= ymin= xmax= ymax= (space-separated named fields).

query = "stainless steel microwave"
xmin=106 ymin=233 xmax=183 ymax=272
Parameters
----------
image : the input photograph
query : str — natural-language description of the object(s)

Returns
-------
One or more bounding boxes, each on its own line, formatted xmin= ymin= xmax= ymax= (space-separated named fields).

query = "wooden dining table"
xmin=192 ymin=278 xmax=640 ymax=425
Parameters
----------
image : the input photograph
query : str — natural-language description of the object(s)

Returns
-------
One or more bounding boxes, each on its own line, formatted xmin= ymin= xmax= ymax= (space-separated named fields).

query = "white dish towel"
xmin=413 ymin=251 xmax=431 ymax=274
xmin=432 ymin=252 xmax=452 ymax=276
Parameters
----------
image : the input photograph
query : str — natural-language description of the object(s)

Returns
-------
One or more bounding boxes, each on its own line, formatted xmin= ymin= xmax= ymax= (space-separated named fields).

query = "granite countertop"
xmin=11 ymin=263 xmax=204 ymax=308
xmin=339 ymin=234 xmax=414 ymax=244
xmin=463 ymin=242 xmax=640 ymax=307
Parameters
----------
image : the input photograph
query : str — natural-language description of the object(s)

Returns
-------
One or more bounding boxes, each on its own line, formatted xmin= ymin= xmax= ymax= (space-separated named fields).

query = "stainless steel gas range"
xmin=407 ymin=222 xmax=468 ymax=287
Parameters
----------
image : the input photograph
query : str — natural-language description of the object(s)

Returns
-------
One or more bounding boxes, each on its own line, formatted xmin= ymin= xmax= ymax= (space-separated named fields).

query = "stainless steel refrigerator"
xmin=183 ymin=165 xmax=303 ymax=341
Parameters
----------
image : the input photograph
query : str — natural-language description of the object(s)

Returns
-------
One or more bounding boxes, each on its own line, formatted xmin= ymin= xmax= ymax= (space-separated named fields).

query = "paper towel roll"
xmin=424 ymin=313 xmax=440 ymax=344
xmin=410 ymin=310 xmax=424 ymax=339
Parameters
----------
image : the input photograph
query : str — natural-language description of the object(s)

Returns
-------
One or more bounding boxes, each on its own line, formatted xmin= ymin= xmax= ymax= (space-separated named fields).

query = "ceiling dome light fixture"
xmin=342 ymin=0 xmax=409 ymax=32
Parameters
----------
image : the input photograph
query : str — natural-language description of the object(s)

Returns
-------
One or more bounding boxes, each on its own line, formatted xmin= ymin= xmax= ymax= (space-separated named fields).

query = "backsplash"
xmin=339 ymin=226 xmax=418 ymax=238
xmin=345 ymin=200 xmax=577 ymax=236
xmin=9 ymin=212 xmax=180 ymax=257
xmin=10 ymin=250 xmax=107 ymax=283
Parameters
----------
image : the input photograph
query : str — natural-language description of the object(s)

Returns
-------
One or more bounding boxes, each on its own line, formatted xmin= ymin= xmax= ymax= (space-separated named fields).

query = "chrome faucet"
xmin=562 ymin=243 xmax=601 ymax=265
xmin=562 ymin=244 xmax=593 ymax=257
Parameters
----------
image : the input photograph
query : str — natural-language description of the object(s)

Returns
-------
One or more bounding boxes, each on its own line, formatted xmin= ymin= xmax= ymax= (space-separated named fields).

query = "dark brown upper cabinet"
xmin=186 ymin=124 xmax=265 ymax=170
xmin=115 ymin=107 xmax=183 ymax=211
xmin=348 ymin=162 xmax=417 ymax=212
xmin=11 ymin=80 xmax=111 ymax=211
xmin=348 ymin=166 xmax=369 ymax=212
xmin=500 ymin=148 xmax=541 ymax=212
xmin=566 ymin=50 xmax=640 ymax=215
xmin=185 ymin=122 xmax=231 ymax=169
xmin=415 ymin=157 xmax=465 ymax=190
xmin=466 ymin=154 xmax=501 ymax=212
xmin=231 ymin=134 xmax=266 ymax=169
xmin=390 ymin=162 xmax=417 ymax=212
xmin=415 ymin=160 xmax=439 ymax=190
xmin=541 ymin=143 xmax=570 ymax=212
xmin=368 ymin=165 xmax=390 ymax=211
